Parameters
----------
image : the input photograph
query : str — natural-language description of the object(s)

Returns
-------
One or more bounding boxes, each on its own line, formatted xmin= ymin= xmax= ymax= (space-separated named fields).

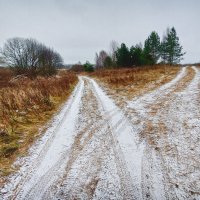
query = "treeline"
xmin=1 ymin=27 xmax=186 ymax=76
xmin=95 ymin=27 xmax=185 ymax=69
xmin=1 ymin=37 xmax=63 ymax=77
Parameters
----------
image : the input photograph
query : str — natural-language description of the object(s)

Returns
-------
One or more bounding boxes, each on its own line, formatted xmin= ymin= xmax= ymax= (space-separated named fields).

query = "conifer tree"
xmin=116 ymin=43 xmax=131 ymax=67
xmin=130 ymin=44 xmax=145 ymax=66
xmin=144 ymin=31 xmax=160 ymax=64
xmin=161 ymin=27 xmax=185 ymax=65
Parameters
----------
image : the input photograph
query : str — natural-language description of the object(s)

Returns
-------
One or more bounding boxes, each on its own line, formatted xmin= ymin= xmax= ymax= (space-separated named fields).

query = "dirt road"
xmin=1 ymin=66 xmax=200 ymax=200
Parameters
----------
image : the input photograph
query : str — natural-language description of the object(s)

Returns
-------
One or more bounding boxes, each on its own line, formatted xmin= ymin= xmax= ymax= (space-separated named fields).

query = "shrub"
xmin=83 ymin=62 xmax=94 ymax=72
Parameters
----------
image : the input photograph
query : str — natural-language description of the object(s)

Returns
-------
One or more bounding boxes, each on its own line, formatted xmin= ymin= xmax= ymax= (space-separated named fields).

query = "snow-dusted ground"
xmin=0 ymin=66 xmax=200 ymax=200
xmin=0 ymin=78 xmax=85 ymax=199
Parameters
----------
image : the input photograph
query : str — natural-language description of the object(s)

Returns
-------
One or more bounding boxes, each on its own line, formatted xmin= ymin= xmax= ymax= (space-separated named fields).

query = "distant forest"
xmin=95 ymin=27 xmax=185 ymax=69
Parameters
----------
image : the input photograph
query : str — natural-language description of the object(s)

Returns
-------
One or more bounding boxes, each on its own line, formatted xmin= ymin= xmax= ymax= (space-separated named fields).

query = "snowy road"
xmin=1 ymin=66 xmax=200 ymax=200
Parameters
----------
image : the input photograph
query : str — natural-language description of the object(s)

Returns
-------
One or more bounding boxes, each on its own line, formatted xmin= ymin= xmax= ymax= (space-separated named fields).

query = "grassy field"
xmin=91 ymin=65 xmax=180 ymax=100
xmin=0 ymin=68 xmax=78 ymax=177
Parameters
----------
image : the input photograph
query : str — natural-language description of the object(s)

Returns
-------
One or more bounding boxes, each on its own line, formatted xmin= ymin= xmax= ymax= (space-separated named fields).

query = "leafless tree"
xmin=70 ymin=64 xmax=84 ymax=72
xmin=109 ymin=40 xmax=118 ymax=64
xmin=38 ymin=46 xmax=63 ymax=76
xmin=95 ymin=50 xmax=108 ymax=69
xmin=1 ymin=37 xmax=63 ymax=77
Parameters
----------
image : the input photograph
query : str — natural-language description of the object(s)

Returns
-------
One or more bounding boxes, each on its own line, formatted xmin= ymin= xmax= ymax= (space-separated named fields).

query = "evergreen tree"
xmin=130 ymin=43 xmax=156 ymax=66
xmin=116 ymin=43 xmax=131 ymax=67
xmin=142 ymin=51 xmax=154 ymax=65
xmin=103 ymin=56 xmax=113 ymax=68
xmin=144 ymin=31 xmax=160 ymax=64
xmin=161 ymin=27 xmax=185 ymax=65
xmin=160 ymin=34 xmax=168 ymax=64
xmin=83 ymin=61 xmax=94 ymax=72
xmin=130 ymin=44 xmax=146 ymax=66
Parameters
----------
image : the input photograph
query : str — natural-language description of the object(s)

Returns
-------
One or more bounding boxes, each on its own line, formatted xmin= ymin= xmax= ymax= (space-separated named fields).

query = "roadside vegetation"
xmin=0 ymin=38 xmax=78 ymax=178
xmin=0 ymin=68 xmax=77 ymax=177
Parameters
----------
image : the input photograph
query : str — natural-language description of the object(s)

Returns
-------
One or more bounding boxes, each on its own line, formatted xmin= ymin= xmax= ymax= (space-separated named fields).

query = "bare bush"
xmin=95 ymin=50 xmax=108 ymax=69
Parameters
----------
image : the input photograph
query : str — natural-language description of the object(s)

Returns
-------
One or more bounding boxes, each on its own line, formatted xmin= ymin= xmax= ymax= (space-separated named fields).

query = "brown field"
xmin=0 ymin=69 xmax=78 ymax=177
xmin=90 ymin=65 xmax=180 ymax=100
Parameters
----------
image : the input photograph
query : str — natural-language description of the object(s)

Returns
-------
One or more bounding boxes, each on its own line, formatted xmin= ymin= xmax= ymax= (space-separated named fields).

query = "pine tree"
xmin=103 ymin=56 xmax=113 ymax=68
xmin=144 ymin=31 xmax=160 ymax=64
xmin=130 ymin=44 xmax=145 ymax=66
xmin=116 ymin=43 xmax=131 ymax=67
xmin=160 ymin=34 xmax=168 ymax=64
xmin=161 ymin=27 xmax=185 ymax=65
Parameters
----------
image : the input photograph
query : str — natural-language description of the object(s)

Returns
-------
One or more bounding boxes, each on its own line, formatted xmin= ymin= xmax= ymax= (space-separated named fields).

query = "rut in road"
xmin=150 ymin=66 xmax=200 ymax=199
xmin=44 ymin=78 xmax=136 ymax=200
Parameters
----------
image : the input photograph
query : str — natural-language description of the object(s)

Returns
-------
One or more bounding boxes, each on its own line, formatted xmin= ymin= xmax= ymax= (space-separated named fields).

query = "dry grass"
xmin=0 ymin=68 xmax=13 ymax=89
xmin=0 ymin=69 xmax=78 ymax=177
xmin=91 ymin=65 xmax=180 ymax=99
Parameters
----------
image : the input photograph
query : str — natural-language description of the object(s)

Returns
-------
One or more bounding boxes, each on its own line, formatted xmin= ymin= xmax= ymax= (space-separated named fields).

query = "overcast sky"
xmin=0 ymin=0 xmax=199 ymax=64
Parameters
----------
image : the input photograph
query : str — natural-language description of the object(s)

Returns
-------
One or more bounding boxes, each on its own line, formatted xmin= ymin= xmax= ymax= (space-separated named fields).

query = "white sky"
xmin=0 ymin=0 xmax=199 ymax=64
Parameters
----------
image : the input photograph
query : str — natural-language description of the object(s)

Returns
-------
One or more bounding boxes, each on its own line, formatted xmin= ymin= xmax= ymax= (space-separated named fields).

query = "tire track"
xmin=128 ymin=66 xmax=198 ymax=200
xmin=87 ymin=77 xmax=144 ymax=199
xmin=150 ymin=66 xmax=200 ymax=199
xmin=43 ymin=78 xmax=135 ymax=200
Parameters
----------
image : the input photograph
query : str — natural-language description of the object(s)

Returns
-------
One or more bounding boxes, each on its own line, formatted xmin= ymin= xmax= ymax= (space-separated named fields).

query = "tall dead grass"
xmin=0 ymin=69 xmax=77 ymax=176
xmin=0 ymin=68 xmax=13 ymax=89
xmin=91 ymin=65 xmax=180 ymax=99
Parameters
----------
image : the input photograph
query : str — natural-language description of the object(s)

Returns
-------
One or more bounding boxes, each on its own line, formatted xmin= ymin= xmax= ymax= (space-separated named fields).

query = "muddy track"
xmin=1 ymin=66 xmax=200 ymax=200
xmin=151 ymin=67 xmax=200 ymax=200
xmin=87 ymin=78 xmax=139 ymax=199
xmin=98 ymin=66 xmax=200 ymax=200
xmin=41 ymin=78 xmax=136 ymax=200
xmin=139 ymin=67 xmax=199 ymax=200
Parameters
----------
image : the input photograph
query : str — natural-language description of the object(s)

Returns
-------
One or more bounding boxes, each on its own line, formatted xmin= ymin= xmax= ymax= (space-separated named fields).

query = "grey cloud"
xmin=0 ymin=0 xmax=199 ymax=63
